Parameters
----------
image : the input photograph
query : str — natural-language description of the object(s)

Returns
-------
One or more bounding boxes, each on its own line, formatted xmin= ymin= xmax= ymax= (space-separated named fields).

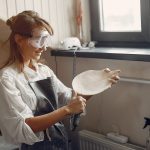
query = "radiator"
xmin=79 ymin=130 xmax=145 ymax=150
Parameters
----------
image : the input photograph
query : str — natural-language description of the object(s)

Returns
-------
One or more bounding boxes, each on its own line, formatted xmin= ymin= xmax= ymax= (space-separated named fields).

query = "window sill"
xmin=50 ymin=47 xmax=150 ymax=62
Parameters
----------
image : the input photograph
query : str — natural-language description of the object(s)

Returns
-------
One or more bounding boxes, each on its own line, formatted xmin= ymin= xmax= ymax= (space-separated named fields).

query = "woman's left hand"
xmin=104 ymin=68 xmax=120 ymax=85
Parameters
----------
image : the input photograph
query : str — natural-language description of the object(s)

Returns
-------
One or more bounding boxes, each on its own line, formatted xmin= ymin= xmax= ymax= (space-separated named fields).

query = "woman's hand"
xmin=104 ymin=68 xmax=120 ymax=85
xmin=66 ymin=91 xmax=86 ymax=115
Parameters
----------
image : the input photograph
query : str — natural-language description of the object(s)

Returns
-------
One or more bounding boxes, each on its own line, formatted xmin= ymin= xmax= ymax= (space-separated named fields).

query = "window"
xmin=90 ymin=0 xmax=150 ymax=47
xmin=99 ymin=0 xmax=141 ymax=32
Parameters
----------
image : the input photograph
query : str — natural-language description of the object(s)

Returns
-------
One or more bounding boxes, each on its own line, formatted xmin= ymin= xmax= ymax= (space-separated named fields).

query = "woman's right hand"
xmin=66 ymin=91 xmax=86 ymax=115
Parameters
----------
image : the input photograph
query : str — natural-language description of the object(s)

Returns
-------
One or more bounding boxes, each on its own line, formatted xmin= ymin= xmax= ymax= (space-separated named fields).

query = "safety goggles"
xmin=28 ymin=29 xmax=50 ymax=49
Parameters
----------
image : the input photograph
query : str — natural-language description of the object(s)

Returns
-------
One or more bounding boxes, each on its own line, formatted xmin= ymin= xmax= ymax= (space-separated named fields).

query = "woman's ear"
xmin=14 ymin=34 xmax=24 ymax=46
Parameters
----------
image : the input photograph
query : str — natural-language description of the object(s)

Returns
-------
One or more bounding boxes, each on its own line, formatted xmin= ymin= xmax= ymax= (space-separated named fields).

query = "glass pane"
xmin=99 ymin=0 xmax=141 ymax=32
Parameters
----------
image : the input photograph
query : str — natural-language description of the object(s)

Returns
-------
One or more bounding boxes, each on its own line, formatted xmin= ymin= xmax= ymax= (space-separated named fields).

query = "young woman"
xmin=0 ymin=10 xmax=119 ymax=150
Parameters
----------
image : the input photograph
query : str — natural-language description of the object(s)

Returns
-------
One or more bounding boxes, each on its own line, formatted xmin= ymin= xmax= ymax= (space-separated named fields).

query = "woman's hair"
xmin=1 ymin=10 xmax=53 ymax=72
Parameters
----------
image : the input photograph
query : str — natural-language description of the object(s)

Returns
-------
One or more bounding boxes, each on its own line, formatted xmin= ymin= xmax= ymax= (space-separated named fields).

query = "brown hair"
xmin=1 ymin=10 xmax=53 ymax=72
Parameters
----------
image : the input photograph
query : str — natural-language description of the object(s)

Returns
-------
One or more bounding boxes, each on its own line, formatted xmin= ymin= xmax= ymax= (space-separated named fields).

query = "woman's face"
xmin=18 ymin=27 xmax=50 ymax=61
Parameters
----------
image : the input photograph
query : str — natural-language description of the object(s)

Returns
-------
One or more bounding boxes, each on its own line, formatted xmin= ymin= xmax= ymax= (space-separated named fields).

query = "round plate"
xmin=72 ymin=69 xmax=119 ymax=96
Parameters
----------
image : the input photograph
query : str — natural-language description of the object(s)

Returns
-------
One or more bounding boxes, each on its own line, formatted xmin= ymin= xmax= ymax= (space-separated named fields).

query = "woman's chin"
xmin=33 ymin=55 xmax=41 ymax=60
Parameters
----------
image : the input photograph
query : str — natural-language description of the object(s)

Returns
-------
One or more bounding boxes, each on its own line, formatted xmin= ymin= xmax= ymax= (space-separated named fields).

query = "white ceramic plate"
xmin=72 ymin=69 xmax=119 ymax=96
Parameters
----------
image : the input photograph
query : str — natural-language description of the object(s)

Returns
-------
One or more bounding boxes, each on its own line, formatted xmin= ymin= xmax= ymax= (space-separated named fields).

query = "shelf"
xmin=51 ymin=47 xmax=150 ymax=62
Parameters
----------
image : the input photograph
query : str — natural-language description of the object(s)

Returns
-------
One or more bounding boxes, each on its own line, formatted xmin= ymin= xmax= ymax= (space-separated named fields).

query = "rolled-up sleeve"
xmin=0 ymin=74 xmax=44 ymax=145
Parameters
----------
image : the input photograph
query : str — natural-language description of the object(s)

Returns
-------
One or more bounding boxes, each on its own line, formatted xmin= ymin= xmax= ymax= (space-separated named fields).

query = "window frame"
xmin=90 ymin=0 xmax=150 ymax=47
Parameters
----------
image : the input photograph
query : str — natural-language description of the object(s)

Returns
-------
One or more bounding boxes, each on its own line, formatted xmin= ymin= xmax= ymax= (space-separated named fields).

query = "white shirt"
xmin=0 ymin=63 xmax=72 ymax=145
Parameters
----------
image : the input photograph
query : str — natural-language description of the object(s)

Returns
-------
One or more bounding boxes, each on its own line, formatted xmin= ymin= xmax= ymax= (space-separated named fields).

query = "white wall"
xmin=0 ymin=0 xmax=149 ymax=148
xmin=0 ymin=0 xmax=91 ymax=45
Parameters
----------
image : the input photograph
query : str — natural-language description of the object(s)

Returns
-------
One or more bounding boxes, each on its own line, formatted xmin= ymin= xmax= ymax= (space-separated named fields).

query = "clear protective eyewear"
xmin=28 ymin=30 xmax=50 ymax=49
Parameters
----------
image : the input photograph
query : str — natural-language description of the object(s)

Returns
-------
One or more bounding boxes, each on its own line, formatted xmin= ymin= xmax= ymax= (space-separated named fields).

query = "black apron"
xmin=21 ymin=77 xmax=69 ymax=150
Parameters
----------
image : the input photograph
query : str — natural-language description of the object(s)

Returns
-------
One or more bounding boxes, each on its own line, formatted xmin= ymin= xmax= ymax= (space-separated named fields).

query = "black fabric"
xmin=22 ymin=77 xmax=68 ymax=150
xmin=29 ymin=77 xmax=57 ymax=114
xmin=70 ymin=114 xmax=81 ymax=131
xmin=30 ymin=77 xmax=81 ymax=131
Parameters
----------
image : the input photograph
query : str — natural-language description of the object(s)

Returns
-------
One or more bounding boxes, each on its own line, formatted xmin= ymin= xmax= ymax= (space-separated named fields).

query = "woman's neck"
xmin=24 ymin=60 xmax=30 ymax=66
xmin=25 ymin=60 xmax=36 ymax=71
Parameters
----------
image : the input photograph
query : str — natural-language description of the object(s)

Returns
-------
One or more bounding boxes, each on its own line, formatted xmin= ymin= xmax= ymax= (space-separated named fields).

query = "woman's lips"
xmin=35 ymin=50 xmax=43 ymax=54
